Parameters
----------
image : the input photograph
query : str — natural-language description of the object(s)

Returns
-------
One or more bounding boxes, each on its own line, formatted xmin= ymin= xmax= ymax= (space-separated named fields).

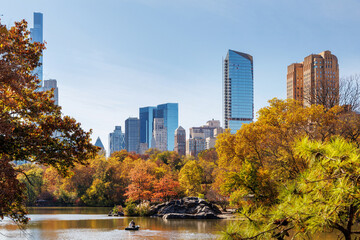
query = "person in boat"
xmin=129 ymin=220 xmax=135 ymax=228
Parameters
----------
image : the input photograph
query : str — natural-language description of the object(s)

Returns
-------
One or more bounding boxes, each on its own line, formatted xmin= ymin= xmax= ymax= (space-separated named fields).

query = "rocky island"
xmin=149 ymin=197 xmax=222 ymax=219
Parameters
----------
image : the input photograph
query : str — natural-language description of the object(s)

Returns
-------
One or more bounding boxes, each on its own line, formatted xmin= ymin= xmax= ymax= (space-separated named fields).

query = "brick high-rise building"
xmin=287 ymin=51 xmax=339 ymax=108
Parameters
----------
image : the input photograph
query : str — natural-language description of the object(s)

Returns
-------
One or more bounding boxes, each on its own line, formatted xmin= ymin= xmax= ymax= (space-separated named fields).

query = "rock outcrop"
xmin=149 ymin=197 xmax=222 ymax=219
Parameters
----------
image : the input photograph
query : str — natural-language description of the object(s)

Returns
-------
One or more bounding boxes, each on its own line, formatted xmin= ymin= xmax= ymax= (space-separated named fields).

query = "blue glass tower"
xmin=30 ymin=12 xmax=43 ymax=87
xmin=125 ymin=117 xmax=140 ymax=153
xmin=223 ymin=50 xmax=254 ymax=134
xmin=139 ymin=103 xmax=178 ymax=151
xmin=155 ymin=103 xmax=178 ymax=151
xmin=139 ymin=107 xmax=156 ymax=148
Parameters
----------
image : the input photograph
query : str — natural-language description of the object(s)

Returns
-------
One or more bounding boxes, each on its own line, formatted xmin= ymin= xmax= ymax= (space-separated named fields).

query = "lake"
xmin=0 ymin=207 xmax=230 ymax=240
xmin=0 ymin=207 xmax=344 ymax=239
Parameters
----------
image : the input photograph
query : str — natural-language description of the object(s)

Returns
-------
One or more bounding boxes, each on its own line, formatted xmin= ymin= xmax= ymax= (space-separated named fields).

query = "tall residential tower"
xmin=223 ymin=50 xmax=254 ymax=133
xmin=30 ymin=12 xmax=43 ymax=87
xmin=287 ymin=50 xmax=339 ymax=108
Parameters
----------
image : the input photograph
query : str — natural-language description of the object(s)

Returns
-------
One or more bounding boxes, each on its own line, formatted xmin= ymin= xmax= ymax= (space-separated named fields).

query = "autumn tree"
xmin=179 ymin=160 xmax=203 ymax=196
xmin=221 ymin=137 xmax=360 ymax=240
xmin=215 ymin=98 xmax=360 ymax=207
xmin=125 ymin=159 xmax=157 ymax=201
xmin=0 ymin=20 xmax=97 ymax=223
xmin=153 ymin=173 xmax=181 ymax=201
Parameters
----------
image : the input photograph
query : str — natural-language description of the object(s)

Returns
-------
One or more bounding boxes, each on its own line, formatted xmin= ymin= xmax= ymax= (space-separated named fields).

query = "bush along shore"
xmin=108 ymin=197 xmax=223 ymax=219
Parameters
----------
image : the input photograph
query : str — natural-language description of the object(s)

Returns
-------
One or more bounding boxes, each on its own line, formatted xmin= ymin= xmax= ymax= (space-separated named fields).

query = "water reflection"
xmin=0 ymin=207 xmax=345 ymax=240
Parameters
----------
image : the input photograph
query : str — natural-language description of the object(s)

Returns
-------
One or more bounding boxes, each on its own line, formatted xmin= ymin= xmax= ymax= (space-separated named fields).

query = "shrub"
xmin=136 ymin=201 xmax=151 ymax=216
xmin=124 ymin=201 xmax=138 ymax=216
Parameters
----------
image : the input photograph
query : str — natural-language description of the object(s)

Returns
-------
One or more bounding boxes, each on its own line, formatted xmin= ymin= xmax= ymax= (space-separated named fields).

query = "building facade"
xmin=30 ymin=12 xmax=43 ymax=87
xmin=224 ymin=50 xmax=254 ymax=133
xmin=125 ymin=117 xmax=140 ymax=153
xmin=186 ymin=138 xmax=206 ymax=156
xmin=287 ymin=50 xmax=339 ymax=108
xmin=43 ymin=79 xmax=59 ymax=105
xmin=174 ymin=126 xmax=186 ymax=156
xmin=152 ymin=118 xmax=167 ymax=152
xmin=109 ymin=126 xmax=125 ymax=155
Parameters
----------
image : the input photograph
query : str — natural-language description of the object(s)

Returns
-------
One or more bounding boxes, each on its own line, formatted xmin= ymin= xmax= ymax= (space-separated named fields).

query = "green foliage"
xmin=124 ymin=201 xmax=138 ymax=216
xmin=17 ymin=164 xmax=44 ymax=205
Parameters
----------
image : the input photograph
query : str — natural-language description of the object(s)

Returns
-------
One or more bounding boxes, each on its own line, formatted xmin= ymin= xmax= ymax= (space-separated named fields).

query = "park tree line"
xmin=16 ymin=148 xmax=220 ymax=207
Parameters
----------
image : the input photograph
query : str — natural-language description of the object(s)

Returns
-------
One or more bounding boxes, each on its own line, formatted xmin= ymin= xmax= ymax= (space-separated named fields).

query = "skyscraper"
xmin=287 ymin=50 xmax=339 ymax=108
xmin=139 ymin=106 xmax=156 ymax=149
xmin=139 ymin=103 xmax=178 ymax=151
xmin=223 ymin=50 xmax=254 ymax=134
xmin=125 ymin=117 xmax=140 ymax=153
xmin=94 ymin=137 xmax=106 ymax=155
xmin=30 ymin=12 xmax=43 ymax=87
xmin=109 ymin=126 xmax=125 ymax=155
xmin=174 ymin=126 xmax=186 ymax=156
xmin=43 ymin=79 xmax=58 ymax=105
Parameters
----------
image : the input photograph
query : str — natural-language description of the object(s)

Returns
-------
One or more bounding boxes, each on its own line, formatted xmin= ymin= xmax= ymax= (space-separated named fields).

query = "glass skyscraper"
xmin=223 ymin=50 xmax=254 ymax=134
xmin=139 ymin=106 xmax=156 ymax=149
xmin=30 ymin=12 xmax=43 ymax=87
xmin=139 ymin=103 xmax=178 ymax=151
xmin=125 ymin=117 xmax=140 ymax=153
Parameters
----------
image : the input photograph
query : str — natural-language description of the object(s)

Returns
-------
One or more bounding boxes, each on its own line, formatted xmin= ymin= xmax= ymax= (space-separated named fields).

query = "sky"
xmin=2 ymin=0 xmax=360 ymax=152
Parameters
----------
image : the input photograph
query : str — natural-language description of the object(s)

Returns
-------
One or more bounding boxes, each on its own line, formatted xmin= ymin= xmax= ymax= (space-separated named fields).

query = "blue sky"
xmin=2 ymin=0 xmax=360 ymax=151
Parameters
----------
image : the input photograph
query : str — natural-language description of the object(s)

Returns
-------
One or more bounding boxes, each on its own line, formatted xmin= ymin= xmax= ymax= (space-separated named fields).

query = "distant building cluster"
xmin=29 ymin=13 xmax=341 ymax=158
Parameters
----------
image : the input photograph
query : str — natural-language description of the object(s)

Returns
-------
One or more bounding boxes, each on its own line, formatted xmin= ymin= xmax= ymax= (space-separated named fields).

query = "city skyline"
xmin=2 ymin=1 xmax=360 ymax=151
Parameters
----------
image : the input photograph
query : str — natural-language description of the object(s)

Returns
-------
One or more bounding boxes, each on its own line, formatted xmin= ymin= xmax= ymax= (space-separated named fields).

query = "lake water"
xmin=0 ymin=207 xmax=344 ymax=239
xmin=0 ymin=207 xmax=230 ymax=240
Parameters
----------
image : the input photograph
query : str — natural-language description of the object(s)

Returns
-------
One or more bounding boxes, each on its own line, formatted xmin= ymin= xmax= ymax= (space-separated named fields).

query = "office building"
xmin=109 ymin=126 xmax=125 ymax=155
xmin=43 ymin=79 xmax=58 ymax=105
xmin=287 ymin=50 xmax=339 ymax=108
xmin=154 ymin=103 xmax=178 ymax=151
xmin=139 ymin=103 xmax=178 ymax=151
xmin=125 ymin=117 xmax=140 ymax=153
xmin=30 ymin=12 xmax=43 ymax=87
xmin=174 ymin=126 xmax=186 ymax=156
xmin=224 ymin=50 xmax=254 ymax=133
xmin=152 ymin=118 xmax=167 ymax=152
